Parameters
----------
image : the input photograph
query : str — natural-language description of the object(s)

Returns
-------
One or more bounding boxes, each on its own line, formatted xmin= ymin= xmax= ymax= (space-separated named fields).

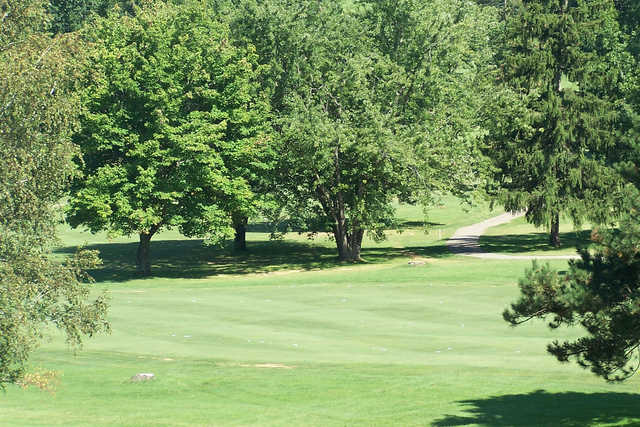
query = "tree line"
xmin=2 ymin=0 xmax=639 ymax=386
xmin=63 ymin=0 xmax=497 ymax=272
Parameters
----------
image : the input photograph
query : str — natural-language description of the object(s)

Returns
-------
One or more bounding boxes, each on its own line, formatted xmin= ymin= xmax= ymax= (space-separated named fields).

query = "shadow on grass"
xmin=398 ymin=220 xmax=444 ymax=229
xmin=478 ymin=230 xmax=592 ymax=254
xmin=432 ymin=390 xmax=640 ymax=426
xmin=54 ymin=238 xmax=452 ymax=283
xmin=245 ymin=220 xmax=445 ymax=233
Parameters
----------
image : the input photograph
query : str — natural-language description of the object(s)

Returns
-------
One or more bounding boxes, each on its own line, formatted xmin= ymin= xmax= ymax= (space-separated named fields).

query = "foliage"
xmin=486 ymin=0 xmax=630 ymax=246
xmin=17 ymin=369 xmax=60 ymax=394
xmin=47 ymin=0 xmax=124 ymax=34
xmin=67 ymin=0 xmax=271 ymax=274
xmin=0 ymin=0 xmax=109 ymax=387
xmin=504 ymin=187 xmax=640 ymax=381
xmin=609 ymin=0 xmax=640 ymax=193
xmin=614 ymin=0 xmax=640 ymax=54
xmin=232 ymin=0 xmax=495 ymax=261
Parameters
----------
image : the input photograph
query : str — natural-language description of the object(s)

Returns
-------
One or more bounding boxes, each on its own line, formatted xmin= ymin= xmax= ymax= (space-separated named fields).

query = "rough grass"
xmin=2 ymin=199 xmax=638 ymax=426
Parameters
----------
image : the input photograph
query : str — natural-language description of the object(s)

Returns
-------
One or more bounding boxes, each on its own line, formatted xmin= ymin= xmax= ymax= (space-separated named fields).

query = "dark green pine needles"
xmin=488 ymin=0 xmax=629 ymax=246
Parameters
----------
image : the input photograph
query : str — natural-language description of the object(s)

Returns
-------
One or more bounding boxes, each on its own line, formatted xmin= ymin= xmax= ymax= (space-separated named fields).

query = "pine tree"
xmin=488 ymin=0 xmax=626 ymax=246
xmin=504 ymin=185 xmax=640 ymax=381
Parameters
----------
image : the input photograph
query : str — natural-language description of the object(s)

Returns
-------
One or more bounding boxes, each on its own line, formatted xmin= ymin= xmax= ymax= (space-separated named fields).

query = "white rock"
xmin=131 ymin=373 xmax=155 ymax=382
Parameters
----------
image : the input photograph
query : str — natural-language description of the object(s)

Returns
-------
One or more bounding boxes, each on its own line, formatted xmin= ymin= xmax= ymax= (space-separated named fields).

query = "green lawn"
xmin=2 ymin=200 xmax=638 ymax=426
xmin=478 ymin=215 xmax=592 ymax=256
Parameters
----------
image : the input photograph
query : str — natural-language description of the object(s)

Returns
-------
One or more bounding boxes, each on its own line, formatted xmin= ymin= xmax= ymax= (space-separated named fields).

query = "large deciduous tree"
xmin=233 ymin=0 xmax=495 ymax=261
xmin=67 ymin=0 xmax=270 ymax=274
xmin=487 ymin=0 xmax=628 ymax=246
xmin=0 ymin=0 xmax=109 ymax=388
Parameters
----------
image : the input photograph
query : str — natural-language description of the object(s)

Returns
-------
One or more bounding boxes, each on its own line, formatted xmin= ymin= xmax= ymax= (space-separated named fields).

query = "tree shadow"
xmin=478 ymin=230 xmax=592 ymax=254
xmin=398 ymin=220 xmax=444 ymax=229
xmin=432 ymin=390 xmax=640 ymax=426
xmin=54 ymin=238 xmax=453 ymax=283
xmin=246 ymin=222 xmax=276 ymax=233
xmin=245 ymin=221 xmax=309 ymax=233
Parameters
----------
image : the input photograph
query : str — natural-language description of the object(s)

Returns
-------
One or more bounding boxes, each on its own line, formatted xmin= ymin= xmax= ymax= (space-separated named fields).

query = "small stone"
xmin=130 ymin=373 xmax=155 ymax=382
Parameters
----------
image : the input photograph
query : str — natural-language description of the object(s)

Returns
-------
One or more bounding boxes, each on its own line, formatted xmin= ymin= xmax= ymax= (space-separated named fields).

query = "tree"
xmin=504 ymin=186 xmax=640 ymax=381
xmin=487 ymin=0 xmax=627 ymax=246
xmin=499 ymin=1 xmax=640 ymax=383
xmin=47 ymin=0 xmax=123 ymax=34
xmin=67 ymin=0 xmax=270 ymax=274
xmin=614 ymin=0 xmax=640 ymax=54
xmin=0 ymin=0 xmax=109 ymax=388
xmin=609 ymin=0 xmax=640 ymax=192
xmin=232 ymin=0 xmax=495 ymax=261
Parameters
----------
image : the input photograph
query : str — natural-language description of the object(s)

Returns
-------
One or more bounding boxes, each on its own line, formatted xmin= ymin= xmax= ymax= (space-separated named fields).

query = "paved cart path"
xmin=447 ymin=212 xmax=580 ymax=260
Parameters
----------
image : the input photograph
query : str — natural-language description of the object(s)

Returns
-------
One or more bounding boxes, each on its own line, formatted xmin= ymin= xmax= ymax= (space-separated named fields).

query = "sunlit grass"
xmin=478 ymin=215 xmax=593 ymax=256
xmin=2 ymin=198 xmax=637 ymax=426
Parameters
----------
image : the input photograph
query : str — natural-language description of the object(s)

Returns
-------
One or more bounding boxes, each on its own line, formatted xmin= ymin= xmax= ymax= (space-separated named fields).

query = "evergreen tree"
xmin=488 ymin=0 xmax=627 ymax=246
xmin=614 ymin=0 xmax=640 ymax=54
xmin=504 ymin=186 xmax=640 ymax=381
xmin=610 ymin=0 xmax=640 ymax=192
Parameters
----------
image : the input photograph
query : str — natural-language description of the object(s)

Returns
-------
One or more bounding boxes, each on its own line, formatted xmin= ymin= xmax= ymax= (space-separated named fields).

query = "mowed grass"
xmin=52 ymin=197 xmax=495 ymax=283
xmin=2 ymin=199 xmax=639 ymax=426
xmin=478 ymin=215 xmax=593 ymax=256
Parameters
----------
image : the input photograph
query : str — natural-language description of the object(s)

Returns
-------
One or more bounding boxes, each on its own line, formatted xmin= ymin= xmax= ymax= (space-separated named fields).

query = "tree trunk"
xmin=348 ymin=228 xmax=364 ymax=262
xmin=549 ymin=212 xmax=560 ymax=248
xmin=332 ymin=220 xmax=364 ymax=262
xmin=137 ymin=232 xmax=152 ymax=276
xmin=233 ymin=216 xmax=248 ymax=251
xmin=333 ymin=223 xmax=349 ymax=261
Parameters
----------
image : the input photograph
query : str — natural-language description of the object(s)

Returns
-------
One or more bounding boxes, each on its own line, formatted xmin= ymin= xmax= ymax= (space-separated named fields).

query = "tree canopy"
xmin=0 ymin=0 xmax=109 ymax=388
xmin=48 ymin=0 xmax=125 ymax=33
xmin=66 ymin=0 xmax=271 ymax=274
xmin=500 ymin=0 xmax=640 ymax=381
xmin=231 ymin=0 xmax=495 ymax=261
xmin=486 ymin=0 xmax=629 ymax=246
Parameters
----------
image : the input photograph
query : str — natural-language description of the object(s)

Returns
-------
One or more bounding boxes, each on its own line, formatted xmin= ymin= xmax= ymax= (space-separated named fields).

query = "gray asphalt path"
xmin=447 ymin=212 xmax=579 ymax=260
